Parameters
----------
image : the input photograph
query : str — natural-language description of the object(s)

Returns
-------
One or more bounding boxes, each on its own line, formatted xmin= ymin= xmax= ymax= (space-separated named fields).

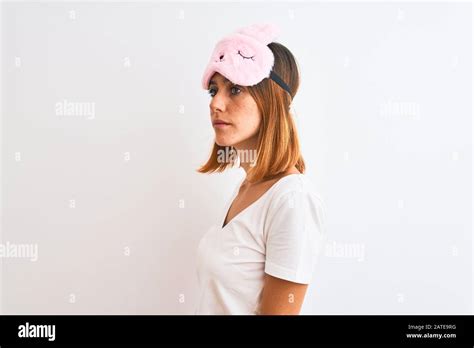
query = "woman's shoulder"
xmin=266 ymin=174 xmax=326 ymax=223
xmin=263 ymin=173 xmax=327 ymax=238
xmin=268 ymin=173 xmax=324 ymax=209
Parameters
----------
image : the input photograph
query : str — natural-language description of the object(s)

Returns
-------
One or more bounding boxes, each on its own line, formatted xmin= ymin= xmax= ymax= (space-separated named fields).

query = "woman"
xmin=195 ymin=23 xmax=326 ymax=315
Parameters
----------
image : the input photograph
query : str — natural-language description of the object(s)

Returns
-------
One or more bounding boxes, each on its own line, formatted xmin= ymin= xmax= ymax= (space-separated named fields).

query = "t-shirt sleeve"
xmin=264 ymin=189 xmax=326 ymax=284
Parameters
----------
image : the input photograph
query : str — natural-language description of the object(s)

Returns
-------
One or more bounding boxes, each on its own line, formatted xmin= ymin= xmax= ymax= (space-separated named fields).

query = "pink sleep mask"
xmin=201 ymin=23 xmax=292 ymax=96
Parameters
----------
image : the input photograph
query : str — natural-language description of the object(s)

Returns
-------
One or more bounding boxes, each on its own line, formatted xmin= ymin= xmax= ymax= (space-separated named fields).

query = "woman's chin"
xmin=215 ymin=137 xmax=233 ymax=147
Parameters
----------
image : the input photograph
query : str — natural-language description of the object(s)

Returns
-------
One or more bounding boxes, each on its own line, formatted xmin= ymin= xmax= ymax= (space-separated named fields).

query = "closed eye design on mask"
xmin=237 ymin=50 xmax=255 ymax=60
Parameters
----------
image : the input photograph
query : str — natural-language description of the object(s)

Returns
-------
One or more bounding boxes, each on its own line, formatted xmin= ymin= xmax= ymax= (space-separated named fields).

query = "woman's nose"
xmin=210 ymin=93 xmax=226 ymax=112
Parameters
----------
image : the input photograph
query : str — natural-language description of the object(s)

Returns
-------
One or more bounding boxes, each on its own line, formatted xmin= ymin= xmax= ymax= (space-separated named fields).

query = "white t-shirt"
xmin=194 ymin=173 xmax=327 ymax=315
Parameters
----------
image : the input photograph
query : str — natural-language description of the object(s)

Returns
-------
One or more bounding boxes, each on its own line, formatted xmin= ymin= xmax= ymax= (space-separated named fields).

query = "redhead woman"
xmin=195 ymin=23 xmax=326 ymax=315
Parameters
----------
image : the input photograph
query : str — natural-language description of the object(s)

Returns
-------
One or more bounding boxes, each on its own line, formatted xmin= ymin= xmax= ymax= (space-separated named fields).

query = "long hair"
xmin=197 ymin=42 xmax=305 ymax=183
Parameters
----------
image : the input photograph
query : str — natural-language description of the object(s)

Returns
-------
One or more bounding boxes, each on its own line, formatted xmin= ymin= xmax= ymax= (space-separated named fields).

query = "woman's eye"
xmin=231 ymin=86 xmax=241 ymax=95
xmin=208 ymin=88 xmax=216 ymax=97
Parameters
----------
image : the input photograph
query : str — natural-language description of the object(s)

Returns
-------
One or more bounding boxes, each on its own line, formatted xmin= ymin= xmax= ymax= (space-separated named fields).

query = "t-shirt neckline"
xmin=220 ymin=173 xmax=304 ymax=229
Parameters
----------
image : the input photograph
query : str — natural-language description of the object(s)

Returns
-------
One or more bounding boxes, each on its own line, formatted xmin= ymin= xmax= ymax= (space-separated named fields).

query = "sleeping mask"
xmin=201 ymin=23 xmax=292 ymax=97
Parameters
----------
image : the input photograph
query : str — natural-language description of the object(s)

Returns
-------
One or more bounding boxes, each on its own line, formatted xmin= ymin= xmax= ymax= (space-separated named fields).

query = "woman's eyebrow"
xmin=209 ymin=77 xmax=231 ymax=86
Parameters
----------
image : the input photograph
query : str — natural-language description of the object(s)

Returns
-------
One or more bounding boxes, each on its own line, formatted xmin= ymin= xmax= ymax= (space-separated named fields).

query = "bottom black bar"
xmin=0 ymin=315 xmax=472 ymax=345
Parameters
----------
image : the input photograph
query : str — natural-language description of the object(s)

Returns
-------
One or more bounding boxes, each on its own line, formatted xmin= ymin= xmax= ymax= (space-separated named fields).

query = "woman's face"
xmin=208 ymin=72 xmax=261 ymax=149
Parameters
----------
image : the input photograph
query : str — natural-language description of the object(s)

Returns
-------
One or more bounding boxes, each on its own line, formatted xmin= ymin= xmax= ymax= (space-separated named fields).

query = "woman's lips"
xmin=213 ymin=120 xmax=231 ymax=128
xmin=213 ymin=123 xmax=231 ymax=128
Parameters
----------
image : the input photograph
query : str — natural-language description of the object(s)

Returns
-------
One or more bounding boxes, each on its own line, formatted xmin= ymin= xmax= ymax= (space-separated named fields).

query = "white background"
xmin=0 ymin=1 xmax=472 ymax=314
